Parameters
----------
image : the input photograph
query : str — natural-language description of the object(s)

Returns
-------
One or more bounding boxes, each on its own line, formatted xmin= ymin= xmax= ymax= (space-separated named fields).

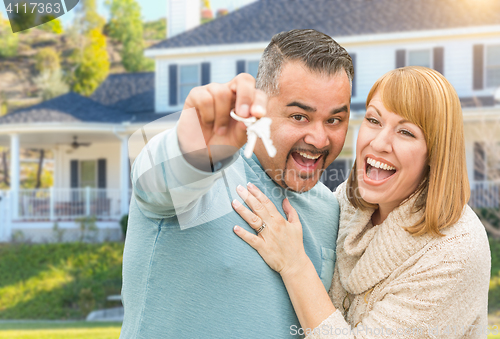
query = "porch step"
xmin=85 ymin=306 xmax=124 ymax=322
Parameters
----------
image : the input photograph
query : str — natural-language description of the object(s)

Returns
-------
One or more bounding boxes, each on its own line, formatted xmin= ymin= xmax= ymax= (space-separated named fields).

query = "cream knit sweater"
xmin=306 ymin=182 xmax=491 ymax=339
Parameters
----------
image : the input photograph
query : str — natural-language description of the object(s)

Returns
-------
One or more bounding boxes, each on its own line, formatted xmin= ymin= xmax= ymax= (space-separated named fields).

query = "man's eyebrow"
xmin=331 ymin=105 xmax=348 ymax=115
xmin=286 ymin=101 xmax=316 ymax=112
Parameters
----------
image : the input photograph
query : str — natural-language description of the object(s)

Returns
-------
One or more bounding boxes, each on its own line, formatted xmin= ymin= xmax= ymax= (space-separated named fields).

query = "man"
xmin=120 ymin=29 xmax=353 ymax=338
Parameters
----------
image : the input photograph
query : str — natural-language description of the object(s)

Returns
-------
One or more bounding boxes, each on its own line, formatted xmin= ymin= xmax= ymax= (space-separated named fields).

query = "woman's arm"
xmin=232 ymin=182 xmax=336 ymax=330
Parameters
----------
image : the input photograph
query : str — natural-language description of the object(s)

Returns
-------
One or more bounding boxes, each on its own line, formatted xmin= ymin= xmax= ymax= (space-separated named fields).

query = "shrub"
xmin=0 ymin=14 xmax=19 ymax=58
xmin=119 ymin=214 xmax=128 ymax=238
xmin=35 ymin=47 xmax=61 ymax=73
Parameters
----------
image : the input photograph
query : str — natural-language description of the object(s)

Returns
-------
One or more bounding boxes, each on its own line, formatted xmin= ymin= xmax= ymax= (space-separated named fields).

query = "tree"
xmin=68 ymin=0 xmax=109 ymax=96
xmin=0 ymin=12 xmax=19 ymax=58
xmin=39 ymin=18 xmax=64 ymax=34
xmin=71 ymin=29 xmax=110 ymax=96
xmin=34 ymin=69 xmax=69 ymax=100
xmin=106 ymin=0 xmax=153 ymax=72
xmin=143 ymin=18 xmax=166 ymax=41
xmin=75 ymin=0 xmax=106 ymax=33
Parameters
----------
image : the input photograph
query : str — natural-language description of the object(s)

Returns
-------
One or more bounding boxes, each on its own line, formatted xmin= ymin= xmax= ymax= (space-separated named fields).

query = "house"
xmin=1 ymin=0 xmax=499 ymax=242
xmin=0 ymin=73 xmax=176 ymax=242
xmin=145 ymin=0 xmax=500 ymax=201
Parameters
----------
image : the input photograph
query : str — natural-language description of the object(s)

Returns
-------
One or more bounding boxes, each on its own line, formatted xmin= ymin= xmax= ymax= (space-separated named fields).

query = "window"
xmin=247 ymin=61 xmax=259 ymax=78
xmin=80 ymin=160 xmax=97 ymax=188
xmin=486 ymin=45 xmax=500 ymax=88
xmin=408 ymin=49 xmax=432 ymax=68
xmin=236 ymin=60 xmax=260 ymax=77
xmin=179 ymin=65 xmax=200 ymax=104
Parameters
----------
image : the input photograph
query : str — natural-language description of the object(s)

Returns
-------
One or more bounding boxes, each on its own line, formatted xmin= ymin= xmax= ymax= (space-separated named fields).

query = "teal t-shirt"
xmin=120 ymin=127 xmax=339 ymax=338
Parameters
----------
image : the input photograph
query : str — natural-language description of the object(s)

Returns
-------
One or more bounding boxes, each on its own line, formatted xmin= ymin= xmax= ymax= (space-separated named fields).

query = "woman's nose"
xmin=370 ymin=128 xmax=393 ymax=153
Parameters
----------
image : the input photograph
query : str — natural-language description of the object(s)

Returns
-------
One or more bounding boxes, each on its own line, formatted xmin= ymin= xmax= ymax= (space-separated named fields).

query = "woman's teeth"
xmin=298 ymin=152 xmax=321 ymax=160
xmin=367 ymin=157 xmax=395 ymax=171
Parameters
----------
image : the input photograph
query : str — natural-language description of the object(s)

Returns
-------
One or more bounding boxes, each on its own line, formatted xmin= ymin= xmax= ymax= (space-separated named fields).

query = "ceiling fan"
xmin=66 ymin=136 xmax=91 ymax=153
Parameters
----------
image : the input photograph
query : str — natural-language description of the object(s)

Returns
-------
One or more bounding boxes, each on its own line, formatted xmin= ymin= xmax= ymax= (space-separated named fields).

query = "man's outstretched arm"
xmin=131 ymin=73 xmax=268 ymax=220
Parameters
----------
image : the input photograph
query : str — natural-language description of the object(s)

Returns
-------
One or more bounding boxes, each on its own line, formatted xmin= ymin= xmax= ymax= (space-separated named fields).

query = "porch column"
xmin=352 ymin=124 xmax=360 ymax=164
xmin=120 ymin=135 xmax=130 ymax=216
xmin=10 ymin=134 xmax=20 ymax=219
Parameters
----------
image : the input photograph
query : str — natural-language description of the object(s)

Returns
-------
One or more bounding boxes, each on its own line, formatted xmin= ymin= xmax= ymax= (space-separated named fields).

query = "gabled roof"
xmin=91 ymin=72 xmax=155 ymax=114
xmin=0 ymin=92 xmax=126 ymax=125
xmin=0 ymin=73 xmax=168 ymax=126
xmin=149 ymin=0 xmax=500 ymax=50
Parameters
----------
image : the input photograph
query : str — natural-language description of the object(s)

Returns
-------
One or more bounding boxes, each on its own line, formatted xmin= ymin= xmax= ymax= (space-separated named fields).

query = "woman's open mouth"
xmin=364 ymin=156 xmax=397 ymax=184
xmin=290 ymin=151 xmax=323 ymax=173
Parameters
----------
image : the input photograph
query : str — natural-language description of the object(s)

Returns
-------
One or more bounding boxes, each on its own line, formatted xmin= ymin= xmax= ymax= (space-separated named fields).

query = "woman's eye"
xmin=400 ymin=129 xmax=416 ymax=138
xmin=292 ymin=115 xmax=307 ymax=122
xmin=365 ymin=117 xmax=379 ymax=125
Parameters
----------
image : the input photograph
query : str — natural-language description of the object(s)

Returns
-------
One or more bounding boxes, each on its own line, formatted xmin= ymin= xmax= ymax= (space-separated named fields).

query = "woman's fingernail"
xmin=247 ymin=182 xmax=255 ymax=190
xmin=237 ymin=185 xmax=245 ymax=192
xmin=234 ymin=225 xmax=240 ymax=232
xmin=232 ymin=199 xmax=241 ymax=208
xmin=251 ymin=105 xmax=266 ymax=116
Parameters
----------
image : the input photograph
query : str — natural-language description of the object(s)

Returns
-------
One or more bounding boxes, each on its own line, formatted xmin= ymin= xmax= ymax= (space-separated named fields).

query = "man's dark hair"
xmin=256 ymin=29 xmax=354 ymax=96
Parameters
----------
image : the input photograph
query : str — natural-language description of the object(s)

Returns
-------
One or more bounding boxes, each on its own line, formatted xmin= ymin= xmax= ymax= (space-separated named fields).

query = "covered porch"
xmin=0 ymin=124 xmax=132 ymax=242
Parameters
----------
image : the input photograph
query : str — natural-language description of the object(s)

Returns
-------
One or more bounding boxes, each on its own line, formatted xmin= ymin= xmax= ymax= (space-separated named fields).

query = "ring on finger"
xmin=256 ymin=221 xmax=266 ymax=234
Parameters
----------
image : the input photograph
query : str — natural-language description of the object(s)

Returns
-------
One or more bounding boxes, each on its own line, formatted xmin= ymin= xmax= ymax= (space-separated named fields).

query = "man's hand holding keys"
xmin=177 ymin=73 xmax=270 ymax=170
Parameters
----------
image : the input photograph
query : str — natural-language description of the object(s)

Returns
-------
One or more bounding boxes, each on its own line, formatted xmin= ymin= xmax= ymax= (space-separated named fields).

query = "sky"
xmin=1 ymin=0 xmax=257 ymax=28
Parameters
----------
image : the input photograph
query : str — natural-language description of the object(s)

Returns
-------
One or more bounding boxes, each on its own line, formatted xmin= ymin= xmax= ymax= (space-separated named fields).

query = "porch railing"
xmin=16 ymin=188 xmax=123 ymax=221
xmin=469 ymin=181 xmax=500 ymax=209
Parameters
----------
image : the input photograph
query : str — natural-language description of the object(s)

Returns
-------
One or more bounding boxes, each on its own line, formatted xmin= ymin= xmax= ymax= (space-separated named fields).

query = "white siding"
xmin=155 ymin=53 xmax=263 ymax=113
xmin=156 ymin=59 xmax=169 ymax=113
xmin=153 ymin=31 xmax=500 ymax=112
xmin=168 ymin=0 xmax=200 ymax=38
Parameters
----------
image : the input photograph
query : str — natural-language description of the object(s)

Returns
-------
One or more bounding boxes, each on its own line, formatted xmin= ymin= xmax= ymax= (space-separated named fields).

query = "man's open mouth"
xmin=290 ymin=151 xmax=323 ymax=172
xmin=365 ymin=157 xmax=397 ymax=181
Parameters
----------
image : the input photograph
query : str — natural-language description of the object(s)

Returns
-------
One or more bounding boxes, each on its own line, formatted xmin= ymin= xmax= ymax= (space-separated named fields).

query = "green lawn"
xmin=0 ymin=321 xmax=121 ymax=339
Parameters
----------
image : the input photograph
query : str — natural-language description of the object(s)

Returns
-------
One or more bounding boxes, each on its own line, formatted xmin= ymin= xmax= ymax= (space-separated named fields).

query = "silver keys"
xmin=230 ymin=111 xmax=277 ymax=158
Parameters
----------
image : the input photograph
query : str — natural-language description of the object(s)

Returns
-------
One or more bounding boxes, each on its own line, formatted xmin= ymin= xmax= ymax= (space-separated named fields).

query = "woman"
xmin=231 ymin=66 xmax=491 ymax=338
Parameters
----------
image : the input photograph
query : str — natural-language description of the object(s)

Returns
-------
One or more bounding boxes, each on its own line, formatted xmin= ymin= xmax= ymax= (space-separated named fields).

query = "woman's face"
xmin=356 ymin=92 xmax=428 ymax=213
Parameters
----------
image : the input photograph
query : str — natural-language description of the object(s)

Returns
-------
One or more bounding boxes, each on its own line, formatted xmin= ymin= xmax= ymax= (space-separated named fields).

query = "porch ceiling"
xmin=0 ymin=130 xmax=122 ymax=148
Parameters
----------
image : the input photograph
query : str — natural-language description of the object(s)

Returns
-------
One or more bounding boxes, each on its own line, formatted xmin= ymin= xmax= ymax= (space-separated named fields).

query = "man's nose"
xmin=303 ymin=122 xmax=330 ymax=150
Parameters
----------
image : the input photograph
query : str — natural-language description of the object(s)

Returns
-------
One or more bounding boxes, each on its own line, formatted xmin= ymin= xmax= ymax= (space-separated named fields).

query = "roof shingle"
xmin=149 ymin=0 xmax=500 ymax=50
xmin=91 ymin=72 xmax=155 ymax=114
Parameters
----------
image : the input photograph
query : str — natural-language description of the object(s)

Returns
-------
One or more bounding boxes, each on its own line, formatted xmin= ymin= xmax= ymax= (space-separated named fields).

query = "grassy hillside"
xmin=0 ymin=242 xmax=123 ymax=320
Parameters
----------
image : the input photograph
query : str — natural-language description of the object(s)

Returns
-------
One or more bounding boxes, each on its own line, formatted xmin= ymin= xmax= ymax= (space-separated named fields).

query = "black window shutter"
xmin=70 ymin=160 xmax=78 ymax=188
xmin=351 ymin=53 xmax=356 ymax=97
xmin=236 ymin=60 xmax=246 ymax=75
xmin=433 ymin=47 xmax=444 ymax=75
xmin=98 ymin=159 xmax=107 ymax=189
xmin=473 ymin=44 xmax=484 ymax=90
xmin=201 ymin=62 xmax=211 ymax=86
xmin=169 ymin=64 xmax=178 ymax=106
xmin=396 ymin=50 xmax=406 ymax=68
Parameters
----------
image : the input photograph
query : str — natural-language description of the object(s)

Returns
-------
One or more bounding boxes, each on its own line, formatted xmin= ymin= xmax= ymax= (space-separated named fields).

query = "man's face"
xmin=254 ymin=61 xmax=351 ymax=193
